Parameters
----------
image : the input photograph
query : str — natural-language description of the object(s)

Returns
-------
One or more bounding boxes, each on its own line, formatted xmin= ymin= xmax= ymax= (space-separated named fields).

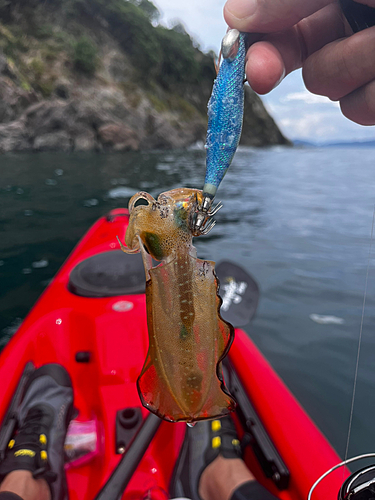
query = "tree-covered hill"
xmin=0 ymin=0 xmax=289 ymax=151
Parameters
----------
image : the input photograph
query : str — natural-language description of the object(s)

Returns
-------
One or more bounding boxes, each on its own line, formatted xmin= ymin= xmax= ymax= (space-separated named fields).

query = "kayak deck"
xmin=0 ymin=209 xmax=348 ymax=499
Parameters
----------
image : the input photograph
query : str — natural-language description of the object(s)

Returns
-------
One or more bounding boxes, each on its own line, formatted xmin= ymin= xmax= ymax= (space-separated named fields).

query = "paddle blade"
xmin=215 ymin=261 xmax=259 ymax=328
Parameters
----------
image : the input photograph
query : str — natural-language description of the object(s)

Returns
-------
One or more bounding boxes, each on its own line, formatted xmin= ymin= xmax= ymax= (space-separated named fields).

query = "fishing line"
xmin=307 ymin=206 xmax=375 ymax=500
xmin=343 ymin=204 xmax=375 ymax=469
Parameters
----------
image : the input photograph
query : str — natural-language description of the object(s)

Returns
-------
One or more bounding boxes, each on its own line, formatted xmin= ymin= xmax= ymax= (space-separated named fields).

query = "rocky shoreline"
xmin=0 ymin=0 xmax=290 ymax=153
xmin=0 ymin=95 xmax=206 ymax=153
xmin=0 ymin=79 xmax=289 ymax=153
xmin=0 ymin=54 xmax=207 ymax=152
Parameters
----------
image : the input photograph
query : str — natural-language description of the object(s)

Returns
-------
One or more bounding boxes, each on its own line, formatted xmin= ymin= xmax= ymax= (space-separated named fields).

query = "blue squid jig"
xmin=194 ymin=29 xmax=247 ymax=234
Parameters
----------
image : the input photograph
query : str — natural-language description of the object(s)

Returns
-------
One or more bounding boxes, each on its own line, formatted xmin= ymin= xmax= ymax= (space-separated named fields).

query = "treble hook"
xmin=193 ymin=200 xmax=223 ymax=236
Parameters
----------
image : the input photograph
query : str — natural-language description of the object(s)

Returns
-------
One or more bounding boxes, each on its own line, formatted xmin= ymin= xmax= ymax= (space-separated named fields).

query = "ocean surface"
xmin=1 ymin=146 xmax=375 ymax=466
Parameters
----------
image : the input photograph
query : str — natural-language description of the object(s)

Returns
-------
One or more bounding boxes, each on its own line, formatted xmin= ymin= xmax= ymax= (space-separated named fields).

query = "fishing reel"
xmin=339 ymin=466 xmax=375 ymax=500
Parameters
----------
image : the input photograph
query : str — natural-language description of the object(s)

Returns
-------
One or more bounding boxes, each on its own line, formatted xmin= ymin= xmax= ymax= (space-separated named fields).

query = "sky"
xmin=152 ymin=0 xmax=375 ymax=144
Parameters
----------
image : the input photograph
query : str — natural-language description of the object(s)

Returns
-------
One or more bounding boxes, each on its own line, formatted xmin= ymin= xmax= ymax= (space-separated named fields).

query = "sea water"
xmin=1 ymin=146 xmax=375 ymax=464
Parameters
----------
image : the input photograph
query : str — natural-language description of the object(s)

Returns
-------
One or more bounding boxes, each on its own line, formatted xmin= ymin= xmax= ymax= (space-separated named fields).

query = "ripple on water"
xmin=0 ymin=318 xmax=23 ymax=349
xmin=83 ymin=199 xmax=99 ymax=207
xmin=156 ymin=163 xmax=170 ymax=171
xmin=309 ymin=314 xmax=345 ymax=325
xmin=107 ymin=187 xmax=137 ymax=199
xmin=32 ymin=259 xmax=49 ymax=269
xmin=45 ymin=179 xmax=57 ymax=186
xmin=110 ymin=178 xmax=128 ymax=186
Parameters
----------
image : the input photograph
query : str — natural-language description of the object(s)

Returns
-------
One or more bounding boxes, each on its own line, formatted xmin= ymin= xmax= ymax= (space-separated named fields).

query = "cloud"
xmin=263 ymin=71 xmax=375 ymax=142
xmin=154 ymin=0 xmax=226 ymax=52
xmin=281 ymin=91 xmax=340 ymax=107
xmin=279 ymin=111 xmax=339 ymax=139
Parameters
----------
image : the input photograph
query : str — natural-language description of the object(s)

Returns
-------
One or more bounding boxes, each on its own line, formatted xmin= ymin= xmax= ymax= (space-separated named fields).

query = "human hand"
xmin=223 ymin=0 xmax=375 ymax=125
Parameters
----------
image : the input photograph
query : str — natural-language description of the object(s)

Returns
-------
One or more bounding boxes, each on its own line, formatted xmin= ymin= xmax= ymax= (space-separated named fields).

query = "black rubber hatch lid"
xmin=68 ymin=250 xmax=145 ymax=297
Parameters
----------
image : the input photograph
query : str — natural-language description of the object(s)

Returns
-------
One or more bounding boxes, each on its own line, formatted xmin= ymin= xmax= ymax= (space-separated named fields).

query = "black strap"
xmin=0 ymin=493 xmax=24 ymax=500
xmin=230 ymin=481 xmax=278 ymax=500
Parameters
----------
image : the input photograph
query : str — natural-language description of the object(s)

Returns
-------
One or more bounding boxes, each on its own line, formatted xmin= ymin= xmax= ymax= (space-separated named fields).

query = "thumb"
xmin=224 ymin=0 xmax=335 ymax=32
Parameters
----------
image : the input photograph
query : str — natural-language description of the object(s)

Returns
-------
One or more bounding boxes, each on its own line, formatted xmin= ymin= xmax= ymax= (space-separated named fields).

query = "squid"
xmin=118 ymin=188 xmax=235 ymax=423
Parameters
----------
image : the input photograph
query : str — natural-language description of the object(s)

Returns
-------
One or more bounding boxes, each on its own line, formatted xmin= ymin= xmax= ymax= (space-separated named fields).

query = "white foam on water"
xmin=156 ymin=163 xmax=171 ymax=171
xmin=24 ymin=210 xmax=33 ymax=216
xmin=309 ymin=314 xmax=345 ymax=325
xmin=22 ymin=268 xmax=32 ymax=274
xmin=16 ymin=188 xmax=24 ymax=194
xmin=32 ymin=259 xmax=49 ymax=269
xmin=45 ymin=179 xmax=57 ymax=186
xmin=83 ymin=199 xmax=99 ymax=207
xmin=111 ymin=178 xmax=128 ymax=185
xmin=55 ymin=169 xmax=64 ymax=176
xmin=188 ymin=141 xmax=204 ymax=150
xmin=139 ymin=181 xmax=154 ymax=188
xmin=107 ymin=187 xmax=137 ymax=199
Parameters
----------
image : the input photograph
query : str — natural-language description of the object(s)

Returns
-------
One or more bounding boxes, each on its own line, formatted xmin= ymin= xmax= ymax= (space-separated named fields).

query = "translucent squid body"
xmin=119 ymin=188 xmax=235 ymax=423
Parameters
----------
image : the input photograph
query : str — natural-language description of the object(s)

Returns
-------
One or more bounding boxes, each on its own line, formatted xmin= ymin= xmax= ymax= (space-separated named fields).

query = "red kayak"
xmin=0 ymin=209 xmax=348 ymax=499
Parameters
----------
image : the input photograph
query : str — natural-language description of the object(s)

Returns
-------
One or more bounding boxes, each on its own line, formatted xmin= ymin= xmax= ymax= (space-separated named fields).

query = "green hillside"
xmin=0 ymin=0 xmax=289 ymax=151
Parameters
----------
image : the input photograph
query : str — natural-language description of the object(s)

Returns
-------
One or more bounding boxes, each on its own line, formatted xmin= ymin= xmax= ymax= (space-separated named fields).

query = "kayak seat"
xmin=68 ymin=250 xmax=145 ymax=297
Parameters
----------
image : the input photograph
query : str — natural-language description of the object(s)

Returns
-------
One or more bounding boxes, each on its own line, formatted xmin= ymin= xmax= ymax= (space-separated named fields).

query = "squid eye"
xmin=143 ymin=232 xmax=163 ymax=261
xmin=133 ymin=198 xmax=149 ymax=208
xmin=128 ymin=191 xmax=156 ymax=213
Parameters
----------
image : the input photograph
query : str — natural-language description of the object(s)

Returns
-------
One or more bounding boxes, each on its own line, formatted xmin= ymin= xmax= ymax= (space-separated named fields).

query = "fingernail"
xmin=225 ymin=0 xmax=257 ymax=20
xmin=271 ymin=67 xmax=286 ymax=91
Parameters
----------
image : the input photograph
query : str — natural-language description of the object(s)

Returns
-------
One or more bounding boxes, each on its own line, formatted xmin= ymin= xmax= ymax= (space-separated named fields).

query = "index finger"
xmin=224 ymin=0 xmax=335 ymax=32
xmin=245 ymin=3 xmax=346 ymax=94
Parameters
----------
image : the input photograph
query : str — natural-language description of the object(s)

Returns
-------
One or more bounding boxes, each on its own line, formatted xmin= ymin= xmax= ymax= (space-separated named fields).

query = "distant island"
xmin=294 ymin=139 xmax=375 ymax=148
xmin=0 ymin=0 xmax=289 ymax=152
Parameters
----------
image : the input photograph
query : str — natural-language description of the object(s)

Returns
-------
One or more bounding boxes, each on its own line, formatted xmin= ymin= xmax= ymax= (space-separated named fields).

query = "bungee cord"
xmin=307 ymin=453 xmax=375 ymax=500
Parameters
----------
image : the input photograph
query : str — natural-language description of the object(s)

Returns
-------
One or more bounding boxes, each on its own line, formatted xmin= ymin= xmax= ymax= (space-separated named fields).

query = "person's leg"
xmin=0 ymin=364 xmax=74 ymax=500
xmin=0 ymin=471 xmax=50 ymax=500
xmin=170 ymin=416 xmax=279 ymax=500
xmin=199 ymin=455 xmax=278 ymax=500
xmin=199 ymin=455 xmax=255 ymax=500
